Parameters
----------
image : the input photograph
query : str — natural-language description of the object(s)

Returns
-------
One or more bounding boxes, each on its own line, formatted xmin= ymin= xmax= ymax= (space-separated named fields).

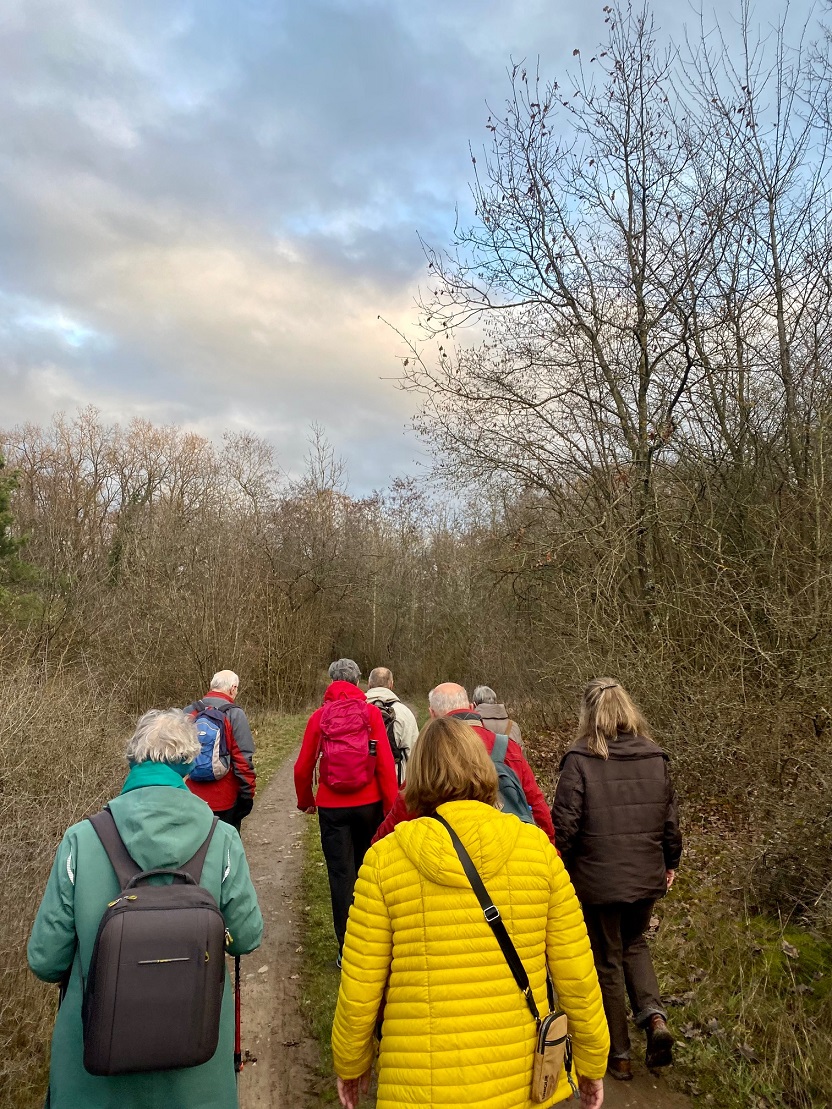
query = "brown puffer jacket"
xmin=552 ymin=733 xmax=682 ymax=905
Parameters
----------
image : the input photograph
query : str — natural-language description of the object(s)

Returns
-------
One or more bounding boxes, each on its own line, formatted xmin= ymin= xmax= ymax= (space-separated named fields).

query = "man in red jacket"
xmin=294 ymin=658 xmax=399 ymax=964
xmin=185 ymin=669 xmax=256 ymax=833
xmin=372 ymin=682 xmax=556 ymax=846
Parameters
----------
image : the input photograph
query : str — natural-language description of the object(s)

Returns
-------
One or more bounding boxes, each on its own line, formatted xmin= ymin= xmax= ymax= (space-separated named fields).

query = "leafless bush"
xmin=0 ymin=652 xmax=126 ymax=1108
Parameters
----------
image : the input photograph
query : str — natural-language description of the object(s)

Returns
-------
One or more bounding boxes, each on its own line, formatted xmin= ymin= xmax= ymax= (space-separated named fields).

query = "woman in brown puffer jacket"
xmin=552 ymin=678 xmax=682 ymax=1082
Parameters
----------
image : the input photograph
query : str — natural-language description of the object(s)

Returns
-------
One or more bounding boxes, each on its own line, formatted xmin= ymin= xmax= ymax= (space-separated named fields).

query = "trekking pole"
xmin=234 ymin=955 xmax=242 ymax=1076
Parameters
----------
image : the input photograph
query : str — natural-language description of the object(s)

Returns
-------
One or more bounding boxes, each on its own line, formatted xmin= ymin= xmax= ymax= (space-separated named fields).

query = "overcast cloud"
xmin=0 ymin=0 xmax=819 ymax=490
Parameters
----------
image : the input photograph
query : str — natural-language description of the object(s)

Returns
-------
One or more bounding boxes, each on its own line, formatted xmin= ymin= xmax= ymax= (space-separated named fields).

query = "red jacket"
xmin=372 ymin=709 xmax=556 ymax=846
xmin=294 ymin=681 xmax=399 ymax=813
xmin=185 ymin=690 xmax=257 ymax=813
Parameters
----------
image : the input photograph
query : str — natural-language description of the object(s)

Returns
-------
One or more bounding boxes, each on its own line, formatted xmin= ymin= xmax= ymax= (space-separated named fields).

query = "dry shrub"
xmin=0 ymin=659 xmax=127 ymax=1109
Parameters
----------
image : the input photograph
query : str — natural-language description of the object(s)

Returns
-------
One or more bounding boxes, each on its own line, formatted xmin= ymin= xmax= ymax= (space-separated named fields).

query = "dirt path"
xmin=603 ymin=1059 xmax=693 ymax=1108
xmin=237 ymin=754 xmax=320 ymax=1109
xmin=237 ymin=752 xmax=692 ymax=1109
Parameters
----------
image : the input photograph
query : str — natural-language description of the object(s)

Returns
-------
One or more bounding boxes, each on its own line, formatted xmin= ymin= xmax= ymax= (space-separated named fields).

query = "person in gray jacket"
xmin=365 ymin=667 xmax=419 ymax=781
xmin=472 ymin=685 xmax=523 ymax=747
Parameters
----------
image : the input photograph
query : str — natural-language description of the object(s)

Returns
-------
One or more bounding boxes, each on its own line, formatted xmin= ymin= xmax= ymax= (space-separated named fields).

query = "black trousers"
xmin=582 ymin=900 xmax=667 ymax=1058
xmin=318 ymin=802 xmax=384 ymax=951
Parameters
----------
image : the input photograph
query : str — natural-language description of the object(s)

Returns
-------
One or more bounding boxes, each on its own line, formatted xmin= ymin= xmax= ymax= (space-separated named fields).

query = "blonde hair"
xmin=404 ymin=717 xmax=498 ymax=815
xmin=578 ymin=678 xmax=652 ymax=759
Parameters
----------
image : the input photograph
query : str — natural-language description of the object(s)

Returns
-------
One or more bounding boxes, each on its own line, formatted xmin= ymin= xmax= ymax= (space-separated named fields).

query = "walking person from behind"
xmin=472 ymin=684 xmax=524 ymax=747
xmin=553 ymin=678 xmax=682 ymax=1081
xmin=294 ymin=658 xmax=399 ymax=964
xmin=28 ymin=708 xmax=263 ymax=1109
xmin=373 ymin=682 xmax=555 ymax=845
xmin=332 ymin=716 xmax=609 ymax=1109
xmin=365 ymin=665 xmax=419 ymax=784
xmin=185 ymin=669 xmax=256 ymax=833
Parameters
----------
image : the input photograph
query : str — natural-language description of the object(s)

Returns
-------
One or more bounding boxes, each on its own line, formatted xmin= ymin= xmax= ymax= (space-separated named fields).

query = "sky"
xmin=0 ymin=0 xmax=820 ymax=491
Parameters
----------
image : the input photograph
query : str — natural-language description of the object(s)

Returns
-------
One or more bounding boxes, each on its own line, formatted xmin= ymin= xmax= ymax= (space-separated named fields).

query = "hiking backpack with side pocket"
xmin=188 ymin=699 xmax=233 ymax=782
xmin=82 ymin=807 xmax=226 ymax=1076
xmin=367 ymin=698 xmax=407 ymax=785
xmin=317 ymin=698 xmax=376 ymax=792
xmin=491 ymin=733 xmax=535 ymax=824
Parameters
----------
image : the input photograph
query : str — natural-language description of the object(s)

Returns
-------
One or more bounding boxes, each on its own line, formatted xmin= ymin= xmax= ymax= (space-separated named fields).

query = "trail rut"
xmin=237 ymin=755 xmax=319 ymax=1109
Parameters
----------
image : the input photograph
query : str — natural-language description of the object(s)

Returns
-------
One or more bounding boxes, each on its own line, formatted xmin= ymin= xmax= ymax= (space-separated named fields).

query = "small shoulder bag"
xmin=431 ymin=813 xmax=578 ymax=1102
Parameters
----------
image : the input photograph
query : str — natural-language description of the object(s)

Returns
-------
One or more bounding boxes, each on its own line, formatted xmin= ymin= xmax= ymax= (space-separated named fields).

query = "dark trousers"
xmin=318 ymin=802 xmax=384 ymax=951
xmin=582 ymin=900 xmax=666 ymax=1058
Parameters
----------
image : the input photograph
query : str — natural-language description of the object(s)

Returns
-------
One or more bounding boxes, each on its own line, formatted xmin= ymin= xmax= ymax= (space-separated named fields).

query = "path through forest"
xmin=238 ymin=755 xmax=692 ymax=1109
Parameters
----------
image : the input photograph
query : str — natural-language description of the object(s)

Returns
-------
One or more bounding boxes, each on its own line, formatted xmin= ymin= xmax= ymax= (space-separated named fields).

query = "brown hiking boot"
xmin=645 ymin=1014 xmax=674 ymax=1069
xmin=607 ymin=1057 xmax=633 ymax=1081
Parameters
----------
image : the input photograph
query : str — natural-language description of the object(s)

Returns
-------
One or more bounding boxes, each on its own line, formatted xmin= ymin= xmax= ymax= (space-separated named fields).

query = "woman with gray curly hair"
xmin=28 ymin=708 xmax=263 ymax=1109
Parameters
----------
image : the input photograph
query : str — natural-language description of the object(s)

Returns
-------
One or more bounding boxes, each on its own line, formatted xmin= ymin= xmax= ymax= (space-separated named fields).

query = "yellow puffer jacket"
xmin=332 ymin=800 xmax=609 ymax=1108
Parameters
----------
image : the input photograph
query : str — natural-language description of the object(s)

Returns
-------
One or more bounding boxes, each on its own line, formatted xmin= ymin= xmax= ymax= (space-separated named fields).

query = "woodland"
xmin=1 ymin=4 xmax=831 ymax=1106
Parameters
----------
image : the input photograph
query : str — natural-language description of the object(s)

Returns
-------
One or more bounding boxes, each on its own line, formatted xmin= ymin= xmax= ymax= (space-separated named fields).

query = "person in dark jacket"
xmin=294 ymin=658 xmax=399 ymax=964
xmin=185 ymin=669 xmax=256 ymax=833
xmin=553 ymin=677 xmax=682 ymax=1082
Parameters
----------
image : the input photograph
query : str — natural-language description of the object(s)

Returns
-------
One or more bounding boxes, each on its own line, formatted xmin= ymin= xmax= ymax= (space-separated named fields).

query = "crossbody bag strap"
xmin=431 ymin=812 xmax=542 ymax=1026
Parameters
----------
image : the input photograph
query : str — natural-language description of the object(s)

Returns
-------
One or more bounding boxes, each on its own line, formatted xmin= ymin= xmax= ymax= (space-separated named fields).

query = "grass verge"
xmin=654 ymin=830 xmax=832 ymax=1109
xmin=298 ymin=819 xmax=344 ymax=1105
xmin=250 ymin=711 xmax=307 ymax=789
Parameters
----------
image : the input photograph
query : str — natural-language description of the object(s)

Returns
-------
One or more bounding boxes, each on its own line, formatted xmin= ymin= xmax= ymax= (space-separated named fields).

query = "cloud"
xmin=0 ymin=0 xmax=818 ymax=490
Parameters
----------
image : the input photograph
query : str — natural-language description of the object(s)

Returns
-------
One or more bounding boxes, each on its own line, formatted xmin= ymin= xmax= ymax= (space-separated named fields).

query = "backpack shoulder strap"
xmin=88 ymin=807 xmax=141 ymax=890
xmin=179 ymin=817 xmax=219 ymax=884
xmin=491 ymin=732 xmax=509 ymax=765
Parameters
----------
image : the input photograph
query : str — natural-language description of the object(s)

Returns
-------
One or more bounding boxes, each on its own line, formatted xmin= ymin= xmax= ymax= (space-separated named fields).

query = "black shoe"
xmin=645 ymin=1015 xmax=674 ymax=1068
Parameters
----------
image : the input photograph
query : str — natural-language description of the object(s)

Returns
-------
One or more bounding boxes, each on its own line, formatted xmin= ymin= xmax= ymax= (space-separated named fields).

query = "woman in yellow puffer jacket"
xmin=332 ymin=717 xmax=610 ymax=1109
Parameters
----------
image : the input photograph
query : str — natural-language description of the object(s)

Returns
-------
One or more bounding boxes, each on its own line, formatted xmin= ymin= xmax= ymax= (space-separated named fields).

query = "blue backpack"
xmin=188 ymin=701 xmax=232 ymax=782
xmin=491 ymin=732 xmax=534 ymax=824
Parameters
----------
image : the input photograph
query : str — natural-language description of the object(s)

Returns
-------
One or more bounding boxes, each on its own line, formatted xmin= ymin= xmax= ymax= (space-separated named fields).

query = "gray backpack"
xmin=491 ymin=733 xmax=535 ymax=824
xmin=82 ymin=807 xmax=225 ymax=1076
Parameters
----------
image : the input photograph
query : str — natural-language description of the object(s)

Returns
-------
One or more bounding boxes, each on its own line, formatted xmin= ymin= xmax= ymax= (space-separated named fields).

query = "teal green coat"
xmin=28 ymin=769 xmax=264 ymax=1109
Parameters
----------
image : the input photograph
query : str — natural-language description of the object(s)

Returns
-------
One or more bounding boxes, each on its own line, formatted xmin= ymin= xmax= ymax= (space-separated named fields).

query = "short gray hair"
xmin=472 ymin=685 xmax=498 ymax=706
xmin=329 ymin=658 xmax=361 ymax=684
xmin=428 ymin=683 xmax=470 ymax=716
xmin=210 ymin=669 xmax=239 ymax=694
xmin=126 ymin=709 xmax=200 ymax=765
xmin=367 ymin=666 xmax=393 ymax=689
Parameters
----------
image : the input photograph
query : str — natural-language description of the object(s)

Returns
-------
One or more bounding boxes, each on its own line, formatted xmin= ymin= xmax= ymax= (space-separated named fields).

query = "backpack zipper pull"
xmin=225 ymin=928 xmax=233 ymax=947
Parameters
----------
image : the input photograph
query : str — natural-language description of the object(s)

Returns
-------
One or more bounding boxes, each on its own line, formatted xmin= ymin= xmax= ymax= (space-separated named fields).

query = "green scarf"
xmin=121 ymin=761 xmax=193 ymax=794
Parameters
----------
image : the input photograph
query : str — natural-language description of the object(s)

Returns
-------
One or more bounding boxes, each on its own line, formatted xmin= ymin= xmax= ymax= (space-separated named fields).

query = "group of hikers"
xmin=27 ymin=661 xmax=682 ymax=1109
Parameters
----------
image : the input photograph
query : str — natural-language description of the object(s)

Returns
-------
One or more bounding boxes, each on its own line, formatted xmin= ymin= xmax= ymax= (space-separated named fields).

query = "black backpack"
xmin=368 ymin=698 xmax=407 ymax=785
xmin=82 ymin=807 xmax=226 ymax=1076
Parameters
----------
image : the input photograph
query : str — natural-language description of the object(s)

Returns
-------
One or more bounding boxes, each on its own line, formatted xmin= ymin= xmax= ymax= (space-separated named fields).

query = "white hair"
xmin=472 ymin=685 xmax=498 ymax=705
xmin=210 ymin=669 xmax=239 ymax=694
xmin=126 ymin=709 xmax=200 ymax=765
xmin=328 ymin=658 xmax=361 ymax=684
xmin=428 ymin=684 xmax=471 ymax=716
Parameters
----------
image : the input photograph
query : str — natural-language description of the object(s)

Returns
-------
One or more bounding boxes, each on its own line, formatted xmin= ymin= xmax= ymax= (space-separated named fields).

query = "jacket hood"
xmin=324 ymin=680 xmax=367 ymax=703
xmin=365 ymin=686 xmax=399 ymax=704
xmin=476 ymin=703 xmax=509 ymax=720
xmin=393 ymin=800 xmax=522 ymax=887
xmin=106 ymin=786 xmax=216 ymax=872
xmin=560 ymin=732 xmax=668 ymax=769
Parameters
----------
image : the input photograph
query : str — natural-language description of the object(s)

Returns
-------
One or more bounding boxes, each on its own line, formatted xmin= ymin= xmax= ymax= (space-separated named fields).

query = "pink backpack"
xmin=318 ymin=699 xmax=376 ymax=792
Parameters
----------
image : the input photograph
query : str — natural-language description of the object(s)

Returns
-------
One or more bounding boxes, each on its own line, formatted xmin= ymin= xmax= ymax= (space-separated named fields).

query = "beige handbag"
xmin=431 ymin=813 xmax=579 ymax=1103
xmin=531 ymin=1010 xmax=572 ymax=1101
